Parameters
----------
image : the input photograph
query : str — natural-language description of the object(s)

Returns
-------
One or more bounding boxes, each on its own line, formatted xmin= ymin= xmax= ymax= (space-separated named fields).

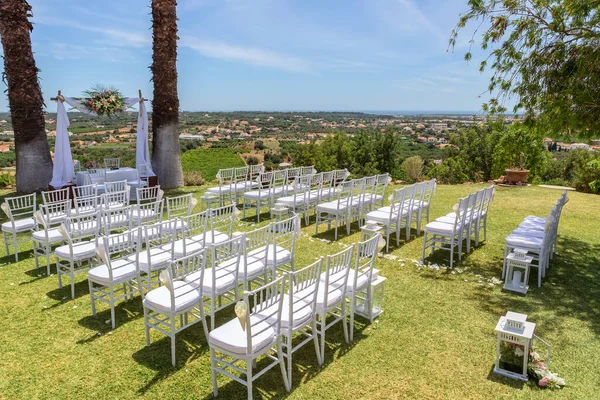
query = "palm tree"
xmin=150 ymin=0 xmax=184 ymax=189
xmin=0 ymin=0 xmax=53 ymax=193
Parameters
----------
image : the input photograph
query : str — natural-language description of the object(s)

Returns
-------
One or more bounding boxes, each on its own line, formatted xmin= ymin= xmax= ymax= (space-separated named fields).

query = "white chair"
xmin=88 ymin=229 xmax=140 ymax=329
xmin=370 ymin=186 xmax=411 ymax=251
xmin=315 ymin=180 xmax=354 ymax=240
xmin=101 ymin=205 xmax=132 ymax=235
xmin=371 ymin=173 xmax=391 ymax=209
xmin=276 ymin=175 xmax=313 ymax=225
xmin=301 ymin=165 xmax=315 ymax=176
xmin=72 ymin=195 xmax=99 ymax=217
xmin=319 ymin=171 xmax=335 ymax=202
xmin=242 ymin=171 xmax=274 ymax=222
xmin=55 ymin=212 xmax=101 ymax=299
xmin=101 ymin=190 xmax=129 ymax=210
xmin=279 ymin=259 xmax=323 ymax=386
xmin=32 ymin=202 xmax=71 ymax=275
xmin=207 ymin=168 xmax=235 ymax=207
xmin=42 ymin=187 xmax=70 ymax=205
xmin=86 ymin=169 xmax=106 ymax=193
xmin=131 ymin=200 xmax=163 ymax=227
xmin=261 ymin=215 xmax=297 ymax=274
xmin=185 ymin=236 xmax=242 ymax=330
xmin=166 ymin=193 xmax=196 ymax=232
xmin=474 ymin=186 xmax=495 ymax=245
xmin=137 ymin=164 xmax=152 ymax=185
xmin=105 ymin=180 xmax=128 ymax=193
xmin=2 ymin=193 xmax=37 ymax=261
xmin=136 ymin=186 xmax=162 ymax=204
xmin=130 ymin=220 xmax=177 ymax=293
xmin=415 ymin=179 xmax=436 ymax=233
xmin=407 ymin=181 xmax=427 ymax=236
xmin=104 ymin=158 xmax=120 ymax=169
xmin=313 ymin=245 xmax=353 ymax=362
xmin=437 ymin=192 xmax=478 ymax=253
xmin=205 ymin=204 xmax=235 ymax=248
xmin=345 ymin=235 xmax=378 ymax=341
xmin=171 ymin=211 xmax=209 ymax=258
xmin=209 ymin=275 xmax=288 ymax=399
xmin=126 ymin=169 xmax=149 ymax=193
xmin=72 ymin=183 xmax=98 ymax=200
xmin=143 ymin=250 xmax=209 ymax=366
xmin=232 ymin=226 xmax=270 ymax=291
xmin=333 ymin=168 xmax=350 ymax=185
xmin=421 ymin=196 xmax=469 ymax=269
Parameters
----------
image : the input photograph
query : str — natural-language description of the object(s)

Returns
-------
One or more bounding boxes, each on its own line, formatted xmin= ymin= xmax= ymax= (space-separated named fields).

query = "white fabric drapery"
xmin=50 ymin=95 xmax=154 ymax=187
xmin=49 ymin=100 xmax=75 ymax=188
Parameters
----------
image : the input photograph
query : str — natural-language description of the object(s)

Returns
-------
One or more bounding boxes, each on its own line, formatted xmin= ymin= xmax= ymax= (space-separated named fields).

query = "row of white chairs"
xmin=314 ymin=174 xmax=392 ymax=240
xmin=21 ymin=188 xmax=185 ymax=275
xmin=241 ymin=168 xmax=348 ymax=222
xmin=142 ymin=231 xmax=380 ymax=399
xmin=207 ymin=164 xmax=266 ymax=207
xmin=364 ymin=179 xmax=437 ymax=252
xmin=502 ymin=191 xmax=568 ymax=287
xmin=421 ymin=185 xmax=495 ymax=268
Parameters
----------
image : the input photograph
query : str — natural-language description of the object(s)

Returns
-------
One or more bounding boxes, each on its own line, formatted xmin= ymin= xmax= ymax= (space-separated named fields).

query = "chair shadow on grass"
xmin=466 ymin=235 xmax=600 ymax=337
xmin=485 ymin=364 xmax=527 ymax=390
xmin=45 ymin=279 xmax=90 ymax=302
xmin=76 ymin=297 xmax=145 ymax=344
xmin=199 ymin=314 xmax=371 ymax=400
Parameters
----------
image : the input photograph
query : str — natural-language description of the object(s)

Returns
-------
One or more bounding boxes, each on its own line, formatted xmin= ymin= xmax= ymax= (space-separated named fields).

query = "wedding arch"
xmin=49 ymin=90 xmax=153 ymax=188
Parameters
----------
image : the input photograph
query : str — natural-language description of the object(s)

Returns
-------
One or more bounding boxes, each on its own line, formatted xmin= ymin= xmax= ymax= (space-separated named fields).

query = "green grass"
xmin=0 ymin=184 xmax=599 ymax=399
xmin=181 ymin=148 xmax=246 ymax=180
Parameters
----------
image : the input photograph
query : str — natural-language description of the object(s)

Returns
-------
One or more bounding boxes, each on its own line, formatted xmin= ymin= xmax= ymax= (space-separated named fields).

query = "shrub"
xmin=402 ymin=156 xmax=424 ymax=182
xmin=246 ymin=156 xmax=259 ymax=165
xmin=183 ymin=170 xmax=206 ymax=186
xmin=0 ymin=173 xmax=15 ymax=188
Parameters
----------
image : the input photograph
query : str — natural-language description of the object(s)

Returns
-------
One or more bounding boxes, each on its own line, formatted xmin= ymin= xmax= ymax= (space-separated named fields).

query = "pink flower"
xmin=535 ymin=361 xmax=547 ymax=370
xmin=538 ymin=377 xmax=549 ymax=387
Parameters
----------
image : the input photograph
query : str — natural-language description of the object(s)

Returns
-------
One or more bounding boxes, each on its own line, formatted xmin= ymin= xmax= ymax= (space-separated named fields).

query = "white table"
xmin=76 ymin=168 xmax=139 ymax=186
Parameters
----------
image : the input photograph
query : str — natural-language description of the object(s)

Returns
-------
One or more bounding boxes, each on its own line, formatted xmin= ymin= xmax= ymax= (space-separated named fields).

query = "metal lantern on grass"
xmin=503 ymin=248 xmax=533 ymax=294
xmin=494 ymin=311 xmax=536 ymax=381
xmin=355 ymin=270 xmax=386 ymax=323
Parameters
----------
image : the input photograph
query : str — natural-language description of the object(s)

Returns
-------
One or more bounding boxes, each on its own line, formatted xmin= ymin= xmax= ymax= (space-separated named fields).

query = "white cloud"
xmin=180 ymin=36 xmax=311 ymax=73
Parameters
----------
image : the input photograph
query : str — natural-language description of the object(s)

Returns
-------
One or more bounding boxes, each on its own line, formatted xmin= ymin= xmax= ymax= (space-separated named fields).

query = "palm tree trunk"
xmin=0 ymin=0 xmax=53 ymax=193
xmin=150 ymin=0 xmax=183 ymax=189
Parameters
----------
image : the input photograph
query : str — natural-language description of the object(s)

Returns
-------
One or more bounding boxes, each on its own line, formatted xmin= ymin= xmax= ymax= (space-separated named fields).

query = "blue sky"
xmin=0 ymin=0 xmax=494 ymax=112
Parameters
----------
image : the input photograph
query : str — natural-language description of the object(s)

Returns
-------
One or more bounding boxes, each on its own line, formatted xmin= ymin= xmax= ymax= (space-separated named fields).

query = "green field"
xmin=181 ymin=148 xmax=247 ymax=180
xmin=0 ymin=184 xmax=598 ymax=399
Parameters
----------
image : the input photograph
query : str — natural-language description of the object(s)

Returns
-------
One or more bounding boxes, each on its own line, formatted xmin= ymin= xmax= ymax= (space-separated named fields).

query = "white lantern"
xmin=355 ymin=274 xmax=386 ymax=323
xmin=503 ymin=249 xmax=533 ymax=294
xmin=494 ymin=311 xmax=536 ymax=381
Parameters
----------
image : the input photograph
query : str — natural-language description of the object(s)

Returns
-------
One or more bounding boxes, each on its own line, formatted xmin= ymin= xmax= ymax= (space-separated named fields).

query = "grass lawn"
xmin=0 ymin=184 xmax=599 ymax=399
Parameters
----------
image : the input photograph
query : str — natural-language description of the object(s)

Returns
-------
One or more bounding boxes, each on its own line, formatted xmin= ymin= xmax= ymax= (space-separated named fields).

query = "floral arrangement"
xmin=81 ymin=85 xmax=128 ymax=117
xmin=84 ymin=161 xmax=101 ymax=169
xmin=500 ymin=342 xmax=565 ymax=389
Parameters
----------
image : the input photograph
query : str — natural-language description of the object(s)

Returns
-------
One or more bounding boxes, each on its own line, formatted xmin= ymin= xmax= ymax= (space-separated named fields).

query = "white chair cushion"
xmin=505 ymin=234 xmax=543 ymax=249
xmin=316 ymin=201 xmax=347 ymax=213
xmin=2 ymin=217 xmax=35 ymax=233
xmin=365 ymin=210 xmax=393 ymax=224
xmin=32 ymin=228 xmax=65 ymax=243
xmin=204 ymin=231 xmax=229 ymax=246
xmin=55 ymin=241 xmax=97 ymax=260
xmin=277 ymin=196 xmax=305 ymax=206
xmin=255 ymin=294 xmax=313 ymax=330
xmin=243 ymin=189 xmax=272 ymax=200
xmin=207 ymin=186 xmax=232 ymax=194
xmin=184 ymin=269 xmax=237 ymax=295
xmin=88 ymin=259 xmax=137 ymax=285
xmin=161 ymin=220 xmax=188 ymax=233
xmin=127 ymin=248 xmax=171 ymax=273
xmin=222 ymin=256 xmax=266 ymax=280
xmin=209 ymin=317 xmax=275 ymax=355
xmin=512 ymin=228 xmax=545 ymax=239
xmin=294 ymin=284 xmax=343 ymax=312
xmin=143 ymin=281 xmax=200 ymax=313
xmin=131 ymin=208 xmax=157 ymax=220
xmin=524 ymin=216 xmax=546 ymax=223
xmin=424 ymin=220 xmax=456 ymax=234
xmin=321 ymin=269 xmax=368 ymax=293
xmin=165 ymin=238 xmax=204 ymax=258
xmin=518 ymin=220 xmax=544 ymax=230
xmin=247 ymin=245 xmax=291 ymax=267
